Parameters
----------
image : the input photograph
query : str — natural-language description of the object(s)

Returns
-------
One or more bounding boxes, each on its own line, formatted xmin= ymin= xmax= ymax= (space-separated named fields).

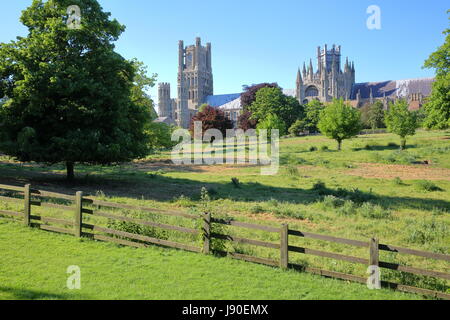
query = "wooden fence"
xmin=0 ymin=183 xmax=449 ymax=300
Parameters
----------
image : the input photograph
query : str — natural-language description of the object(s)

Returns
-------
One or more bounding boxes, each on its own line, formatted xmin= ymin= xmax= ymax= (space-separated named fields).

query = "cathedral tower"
xmin=296 ymin=45 xmax=355 ymax=104
xmin=178 ymin=37 xmax=213 ymax=112
xmin=158 ymin=83 xmax=173 ymax=119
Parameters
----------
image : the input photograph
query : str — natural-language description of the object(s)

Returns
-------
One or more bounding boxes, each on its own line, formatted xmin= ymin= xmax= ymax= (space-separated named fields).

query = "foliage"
xmin=317 ymin=99 xmax=362 ymax=150
xmin=416 ymin=180 xmax=443 ymax=192
xmin=146 ymin=122 xmax=177 ymax=152
xmin=0 ymin=0 xmax=154 ymax=180
xmin=231 ymin=177 xmax=241 ymax=188
xmin=248 ymin=87 xmax=304 ymax=129
xmin=240 ymin=83 xmax=279 ymax=109
xmin=304 ymin=100 xmax=326 ymax=133
xmin=406 ymin=219 xmax=449 ymax=245
xmin=423 ymin=11 xmax=450 ymax=130
xmin=385 ymin=100 xmax=419 ymax=150
xmin=361 ymin=101 xmax=385 ymax=130
xmin=256 ymin=113 xmax=287 ymax=138
xmin=189 ymin=105 xmax=234 ymax=139
xmin=237 ymin=110 xmax=257 ymax=130
xmin=288 ymin=119 xmax=308 ymax=136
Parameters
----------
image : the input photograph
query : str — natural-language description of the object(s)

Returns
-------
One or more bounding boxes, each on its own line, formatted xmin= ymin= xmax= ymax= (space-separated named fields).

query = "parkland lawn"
xmin=0 ymin=130 xmax=449 ymax=298
xmin=0 ymin=221 xmax=419 ymax=300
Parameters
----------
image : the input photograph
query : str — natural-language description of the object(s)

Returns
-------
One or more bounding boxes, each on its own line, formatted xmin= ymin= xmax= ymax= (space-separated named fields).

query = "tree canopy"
xmin=317 ymin=99 xmax=362 ymax=151
xmin=385 ymin=100 xmax=419 ymax=150
xmin=304 ymin=100 xmax=326 ymax=133
xmin=189 ymin=105 xmax=233 ymax=140
xmin=0 ymin=0 xmax=154 ymax=180
xmin=247 ymin=87 xmax=304 ymax=129
xmin=423 ymin=10 xmax=450 ymax=130
xmin=256 ymin=113 xmax=286 ymax=139
xmin=241 ymin=83 xmax=279 ymax=109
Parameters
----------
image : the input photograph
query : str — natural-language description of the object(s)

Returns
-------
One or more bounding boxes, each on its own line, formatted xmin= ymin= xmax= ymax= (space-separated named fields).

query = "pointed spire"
xmin=297 ymin=68 xmax=303 ymax=84
xmin=303 ymin=62 xmax=307 ymax=76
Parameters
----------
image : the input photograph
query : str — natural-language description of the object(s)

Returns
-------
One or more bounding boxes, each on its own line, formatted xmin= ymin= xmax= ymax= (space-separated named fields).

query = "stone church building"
xmin=157 ymin=38 xmax=434 ymax=128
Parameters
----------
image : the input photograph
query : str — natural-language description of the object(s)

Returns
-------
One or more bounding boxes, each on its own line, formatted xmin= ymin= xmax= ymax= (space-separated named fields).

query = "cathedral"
xmin=296 ymin=45 xmax=355 ymax=104
xmin=157 ymin=38 xmax=434 ymax=129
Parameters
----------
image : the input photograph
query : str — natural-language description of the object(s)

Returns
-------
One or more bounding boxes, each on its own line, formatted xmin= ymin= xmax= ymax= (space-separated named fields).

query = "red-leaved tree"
xmin=189 ymin=105 xmax=234 ymax=140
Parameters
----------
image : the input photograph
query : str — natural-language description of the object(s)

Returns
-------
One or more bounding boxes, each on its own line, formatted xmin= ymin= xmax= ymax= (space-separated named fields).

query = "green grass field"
xmin=0 ymin=130 xmax=449 ymax=299
xmin=0 ymin=221 xmax=420 ymax=300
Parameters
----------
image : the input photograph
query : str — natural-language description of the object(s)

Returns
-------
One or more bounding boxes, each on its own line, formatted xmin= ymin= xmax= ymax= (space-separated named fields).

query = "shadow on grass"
xmin=352 ymin=144 xmax=417 ymax=152
xmin=0 ymin=286 xmax=82 ymax=300
xmin=0 ymin=162 xmax=449 ymax=213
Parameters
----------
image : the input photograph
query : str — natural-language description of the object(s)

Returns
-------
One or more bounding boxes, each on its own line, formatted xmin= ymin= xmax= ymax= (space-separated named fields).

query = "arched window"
xmin=305 ymin=86 xmax=319 ymax=97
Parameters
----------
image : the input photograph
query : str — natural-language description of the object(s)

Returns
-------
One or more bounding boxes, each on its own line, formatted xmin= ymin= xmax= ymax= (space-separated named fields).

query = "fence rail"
xmin=0 ymin=183 xmax=449 ymax=300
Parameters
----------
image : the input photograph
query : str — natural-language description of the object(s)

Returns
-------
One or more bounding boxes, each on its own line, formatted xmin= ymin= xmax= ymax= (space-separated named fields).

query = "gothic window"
xmin=305 ymin=86 xmax=319 ymax=97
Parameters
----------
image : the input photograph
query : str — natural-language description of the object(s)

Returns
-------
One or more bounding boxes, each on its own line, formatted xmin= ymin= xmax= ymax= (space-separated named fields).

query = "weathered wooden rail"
xmin=0 ymin=183 xmax=449 ymax=300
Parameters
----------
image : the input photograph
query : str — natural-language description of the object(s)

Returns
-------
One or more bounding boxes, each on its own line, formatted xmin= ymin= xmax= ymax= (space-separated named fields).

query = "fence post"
xmin=24 ymin=184 xmax=31 ymax=227
xmin=280 ymin=224 xmax=289 ymax=269
xmin=74 ymin=191 xmax=83 ymax=237
xmin=203 ymin=212 xmax=211 ymax=254
xmin=370 ymin=238 xmax=379 ymax=267
xmin=368 ymin=237 xmax=381 ymax=289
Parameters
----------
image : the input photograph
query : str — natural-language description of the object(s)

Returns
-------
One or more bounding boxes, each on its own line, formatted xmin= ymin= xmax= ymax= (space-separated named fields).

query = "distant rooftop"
xmin=351 ymin=78 xmax=434 ymax=100
xmin=206 ymin=94 xmax=241 ymax=107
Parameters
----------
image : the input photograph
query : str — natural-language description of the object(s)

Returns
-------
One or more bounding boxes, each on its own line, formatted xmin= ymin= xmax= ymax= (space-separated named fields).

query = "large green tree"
xmin=361 ymin=101 xmax=385 ymax=130
xmin=247 ymin=87 xmax=304 ymax=129
xmin=0 ymin=0 xmax=154 ymax=180
xmin=385 ymin=100 xmax=419 ymax=150
xmin=318 ymin=99 xmax=362 ymax=151
xmin=256 ymin=113 xmax=287 ymax=139
xmin=423 ymin=11 xmax=450 ymax=130
xmin=304 ymin=100 xmax=325 ymax=133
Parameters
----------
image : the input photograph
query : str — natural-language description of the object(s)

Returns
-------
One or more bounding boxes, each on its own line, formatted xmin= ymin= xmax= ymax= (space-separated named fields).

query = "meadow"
xmin=0 ymin=129 xmax=449 ymax=298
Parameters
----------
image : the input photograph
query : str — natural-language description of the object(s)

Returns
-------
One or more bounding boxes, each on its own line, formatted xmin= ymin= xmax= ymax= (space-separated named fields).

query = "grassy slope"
xmin=0 ymin=130 xmax=448 ymax=294
xmin=0 ymin=221 xmax=420 ymax=300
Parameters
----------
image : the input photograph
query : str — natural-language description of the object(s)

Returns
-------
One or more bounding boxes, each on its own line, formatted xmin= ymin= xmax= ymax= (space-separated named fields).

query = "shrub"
xmin=309 ymin=146 xmax=318 ymax=152
xmin=393 ymin=177 xmax=404 ymax=186
xmin=358 ymin=202 xmax=391 ymax=219
xmin=335 ymin=187 xmax=375 ymax=204
xmin=383 ymin=260 xmax=448 ymax=292
xmin=320 ymin=145 xmax=329 ymax=152
xmin=364 ymin=144 xmax=373 ymax=150
xmin=387 ymin=142 xmax=398 ymax=148
xmin=321 ymin=195 xmax=345 ymax=209
xmin=108 ymin=211 xmax=169 ymax=241
xmin=337 ymin=200 xmax=357 ymax=216
xmin=173 ymin=195 xmax=196 ymax=207
xmin=250 ymin=205 xmax=265 ymax=214
xmin=231 ymin=177 xmax=241 ymax=189
xmin=312 ymin=180 xmax=328 ymax=195
xmin=406 ymin=219 xmax=448 ymax=245
xmin=416 ymin=180 xmax=443 ymax=192
xmin=285 ymin=165 xmax=300 ymax=177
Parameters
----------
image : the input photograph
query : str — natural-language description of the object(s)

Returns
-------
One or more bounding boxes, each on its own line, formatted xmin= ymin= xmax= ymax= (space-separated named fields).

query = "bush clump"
xmin=358 ymin=202 xmax=391 ymax=219
xmin=416 ymin=180 xmax=443 ymax=192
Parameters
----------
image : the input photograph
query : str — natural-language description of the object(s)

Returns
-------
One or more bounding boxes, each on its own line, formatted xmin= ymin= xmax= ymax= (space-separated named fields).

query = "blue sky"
xmin=1 ymin=0 xmax=448 ymax=101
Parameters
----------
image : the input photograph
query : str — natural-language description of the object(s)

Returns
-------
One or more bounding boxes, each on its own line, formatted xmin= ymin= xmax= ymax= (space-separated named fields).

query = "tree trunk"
xmin=66 ymin=162 xmax=75 ymax=181
xmin=337 ymin=140 xmax=342 ymax=151
xmin=400 ymin=138 xmax=406 ymax=151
